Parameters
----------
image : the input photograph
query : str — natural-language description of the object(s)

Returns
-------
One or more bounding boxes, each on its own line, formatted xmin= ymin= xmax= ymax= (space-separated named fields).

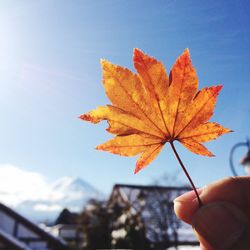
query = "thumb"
xmin=192 ymin=202 xmax=249 ymax=250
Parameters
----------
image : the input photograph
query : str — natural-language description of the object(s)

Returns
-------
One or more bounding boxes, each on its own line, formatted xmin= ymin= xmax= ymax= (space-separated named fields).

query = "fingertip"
xmin=174 ymin=189 xmax=203 ymax=224
xmin=174 ymin=200 xmax=199 ymax=224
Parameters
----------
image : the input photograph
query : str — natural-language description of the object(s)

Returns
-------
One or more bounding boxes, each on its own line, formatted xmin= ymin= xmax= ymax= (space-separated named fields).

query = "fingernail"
xmin=200 ymin=243 xmax=206 ymax=250
xmin=192 ymin=203 xmax=246 ymax=249
xmin=174 ymin=188 xmax=203 ymax=203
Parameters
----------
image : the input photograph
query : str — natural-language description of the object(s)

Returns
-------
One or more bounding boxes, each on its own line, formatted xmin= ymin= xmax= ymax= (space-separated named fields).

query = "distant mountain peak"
xmin=51 ymin=176 xmax=101 ymax=195
xmin=51 ymin=176 xmax=74 ymax=189
xmin=16 ymin=176 xmax=105 ymax=223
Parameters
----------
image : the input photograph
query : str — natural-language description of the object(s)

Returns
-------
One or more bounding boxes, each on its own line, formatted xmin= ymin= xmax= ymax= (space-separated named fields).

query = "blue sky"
xmin=0 ymin=0 xmax=250 ymax=194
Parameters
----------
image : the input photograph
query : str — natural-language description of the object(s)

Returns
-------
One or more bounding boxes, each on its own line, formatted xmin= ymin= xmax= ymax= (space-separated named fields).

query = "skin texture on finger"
xmin=198 ymin=226 xmax=250 ymax=250
xmin=174 ymin=176 xmax=250 ymax=224
xmin=193 ymin=202 xmax=248 ymax=250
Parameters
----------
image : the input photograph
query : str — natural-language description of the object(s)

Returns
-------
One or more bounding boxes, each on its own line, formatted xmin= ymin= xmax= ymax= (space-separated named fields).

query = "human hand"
xmin=174 ymin=177 xmax=250 ymax=250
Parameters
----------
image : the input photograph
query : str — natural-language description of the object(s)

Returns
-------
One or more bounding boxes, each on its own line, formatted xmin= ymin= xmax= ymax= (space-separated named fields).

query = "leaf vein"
xmin=136 ymin=53 xmax=170 ymax=136
xmin=106 ymin=67 xmax=166 ymax=137
xmin=176 ymin=90 xmax=218 ymax=138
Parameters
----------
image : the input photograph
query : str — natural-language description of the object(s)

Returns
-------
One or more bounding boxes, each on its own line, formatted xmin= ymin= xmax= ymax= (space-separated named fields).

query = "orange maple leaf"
xmin=80 ymin=49 xmax=231 ymax=174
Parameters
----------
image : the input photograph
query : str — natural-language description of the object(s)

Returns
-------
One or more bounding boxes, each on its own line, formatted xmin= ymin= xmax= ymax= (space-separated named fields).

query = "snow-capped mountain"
xmin=0 ymin=165 xmax=105 ymax=223
xmin=51 ymin=176 xmax=102 ymax=200
xmin=16 ymin=176 xmax=105 ymax=223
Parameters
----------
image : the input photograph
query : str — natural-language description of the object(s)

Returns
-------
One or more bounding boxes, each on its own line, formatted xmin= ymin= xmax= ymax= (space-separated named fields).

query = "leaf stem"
xmin=170 ymin=141 xmax=203 ymax=207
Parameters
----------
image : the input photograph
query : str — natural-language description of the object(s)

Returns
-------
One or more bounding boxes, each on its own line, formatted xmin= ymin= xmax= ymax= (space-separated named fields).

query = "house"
xmin=49 ymin=224 xmax=84 ymax=249
xmin=108 ymin=184 xmax=199 ymax=249
xmin=0 ymin=203 xmax=68 ymax=250
xmin=47 ymin=208 xmax=84 ymax=248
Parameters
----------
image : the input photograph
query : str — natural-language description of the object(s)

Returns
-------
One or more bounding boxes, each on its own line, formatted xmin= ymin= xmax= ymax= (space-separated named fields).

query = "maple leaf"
xmin=80 ymin=49 xmax=231 ymax=174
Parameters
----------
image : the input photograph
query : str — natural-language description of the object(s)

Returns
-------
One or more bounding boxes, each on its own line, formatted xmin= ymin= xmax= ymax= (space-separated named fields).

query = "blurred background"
xmin=0 ymin=1 xmax=249 ymax=249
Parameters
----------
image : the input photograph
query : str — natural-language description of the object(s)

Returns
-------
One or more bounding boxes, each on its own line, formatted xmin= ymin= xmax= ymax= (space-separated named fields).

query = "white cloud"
xmin=0 ymin=164 xmax=99 ymax=218
xmin=0 ymin=164 xmax=50 ymax=206
xmin=34 ymin=203 xmax=63 ymax=212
